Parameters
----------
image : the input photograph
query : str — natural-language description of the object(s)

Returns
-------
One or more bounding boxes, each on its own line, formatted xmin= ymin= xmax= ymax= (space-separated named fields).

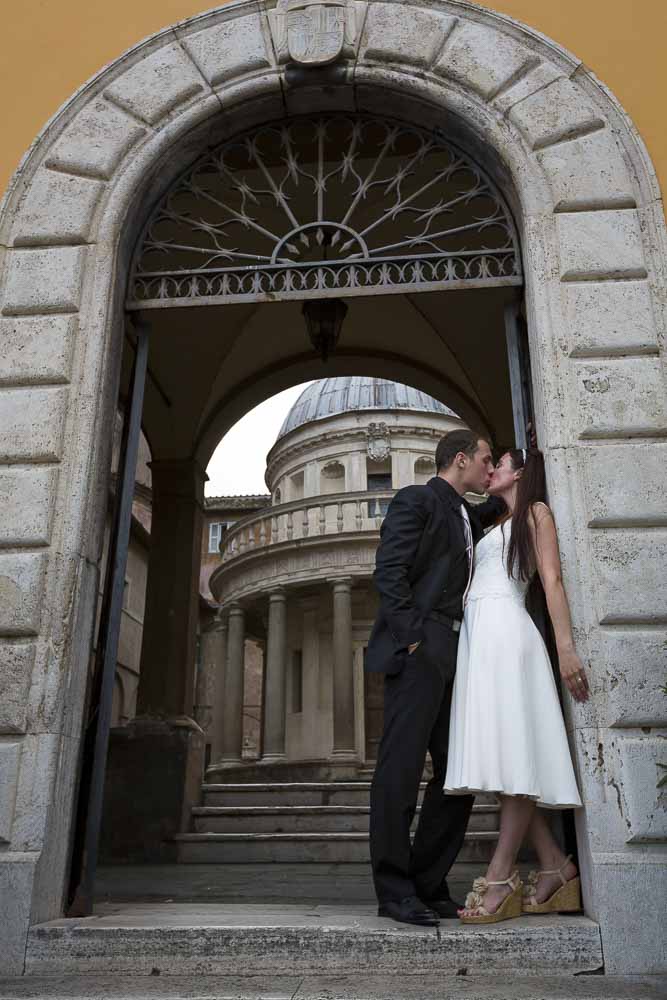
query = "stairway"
xmin=175 ymin=779 xmax=499 ymax=863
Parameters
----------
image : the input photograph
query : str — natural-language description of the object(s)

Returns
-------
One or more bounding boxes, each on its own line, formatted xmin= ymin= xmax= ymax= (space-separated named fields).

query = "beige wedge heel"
xmin=459 ymin=871 xmax=523 ymax=924
xmin=522 ymin=855 xmax=582 ymax=914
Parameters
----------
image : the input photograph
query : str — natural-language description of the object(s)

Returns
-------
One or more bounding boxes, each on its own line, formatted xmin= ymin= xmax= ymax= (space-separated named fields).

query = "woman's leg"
xmin=463 ymin=795 xmax=534 ymax=915
xmin=527 ymin=811 xmax=578 ymax=902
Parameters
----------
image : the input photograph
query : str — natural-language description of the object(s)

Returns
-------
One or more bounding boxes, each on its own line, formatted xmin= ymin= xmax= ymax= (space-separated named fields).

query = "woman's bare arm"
xmin=528 ymin=503 xmax=590 ymax=702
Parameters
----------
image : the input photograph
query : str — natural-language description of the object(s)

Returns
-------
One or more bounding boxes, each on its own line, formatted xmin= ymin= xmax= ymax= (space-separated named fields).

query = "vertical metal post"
xmin=68 ymin=316 xmax=149 ymax=916
xmin=504 ymin=301 xmax=533 ymax=448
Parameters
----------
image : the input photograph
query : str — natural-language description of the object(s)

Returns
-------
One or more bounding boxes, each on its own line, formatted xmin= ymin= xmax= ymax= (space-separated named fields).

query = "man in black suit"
xmin=366 ymin=429 xmax=502 ymax=926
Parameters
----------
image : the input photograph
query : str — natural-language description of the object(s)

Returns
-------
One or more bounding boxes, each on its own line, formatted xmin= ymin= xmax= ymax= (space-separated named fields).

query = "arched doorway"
xmin=1 ymin=0 xmax=664 ymax=975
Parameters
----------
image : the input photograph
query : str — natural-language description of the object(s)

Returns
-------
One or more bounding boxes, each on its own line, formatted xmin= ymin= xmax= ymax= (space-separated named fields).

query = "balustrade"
xmin=219 ymin=490 xmax=395 ymax=565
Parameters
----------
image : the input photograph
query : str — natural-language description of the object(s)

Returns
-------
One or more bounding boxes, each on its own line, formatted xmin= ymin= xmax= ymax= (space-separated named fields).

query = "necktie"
xmin=460 ymin=503 xmax=474 ymax=607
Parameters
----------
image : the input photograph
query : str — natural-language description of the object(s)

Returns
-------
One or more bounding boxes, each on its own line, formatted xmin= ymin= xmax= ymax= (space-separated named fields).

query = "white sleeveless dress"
xmin=444 ymin=518 xmax=582 ymax=808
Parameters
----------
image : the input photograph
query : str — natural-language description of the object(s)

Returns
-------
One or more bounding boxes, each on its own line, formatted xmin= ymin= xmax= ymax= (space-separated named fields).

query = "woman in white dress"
xmin=444 ymin=447 xmax=589 ymax=923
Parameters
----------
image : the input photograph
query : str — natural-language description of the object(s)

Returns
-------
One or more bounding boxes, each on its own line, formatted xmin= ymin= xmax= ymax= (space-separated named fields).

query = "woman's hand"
xmin=559 ymin=649 xmax=590 ymax=702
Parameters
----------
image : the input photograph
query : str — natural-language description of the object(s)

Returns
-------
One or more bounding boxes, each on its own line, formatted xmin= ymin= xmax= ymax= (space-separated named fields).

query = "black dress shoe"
xmin=378 ymin=895 xmax=440 ymax=926
xmin=421 ymin=896 xmax=462 ymax=919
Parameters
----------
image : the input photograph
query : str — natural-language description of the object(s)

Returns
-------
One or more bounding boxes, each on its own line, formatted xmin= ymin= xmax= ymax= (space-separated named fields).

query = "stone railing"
xmin=218 ymin=489 xmax=396 ymax=565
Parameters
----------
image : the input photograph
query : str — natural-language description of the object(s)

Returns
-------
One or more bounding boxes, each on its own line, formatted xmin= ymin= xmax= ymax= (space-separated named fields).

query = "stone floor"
xmin=0 ymin=973 xmax=665 ymax=1000
xmin=93 ymin=862 xmax=492 ymax=904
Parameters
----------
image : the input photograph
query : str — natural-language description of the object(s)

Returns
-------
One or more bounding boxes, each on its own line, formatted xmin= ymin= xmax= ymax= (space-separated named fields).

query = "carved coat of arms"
xmin=272 ymin=0 xmax=354 ymax=66
xmin=366 ymin=422 xmax=391 ymax=462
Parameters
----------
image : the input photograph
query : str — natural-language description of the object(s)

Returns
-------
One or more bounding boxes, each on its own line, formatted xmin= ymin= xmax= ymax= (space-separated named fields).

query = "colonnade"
xmin=203 ymin=576 xmax=357 ymax=766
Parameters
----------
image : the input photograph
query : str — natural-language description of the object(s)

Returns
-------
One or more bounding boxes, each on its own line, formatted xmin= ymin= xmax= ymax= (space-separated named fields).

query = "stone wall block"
xmin=616 ymin=736 xmax=667 ymax=843
xmin=45 ymin=98 xmax=147 ymax=181
xmin=581 ymin=442 xmax=667 ymax=526
xmin=433 ymin=21 xmax=536 ymax=100
xmin=10 ymin=733 xmax=61 ymax=850
xmin=0 ymin=855 xmax=36 ymax=975
xmin=0 ymin=315 xmax=76 ymax=386
xmin=573 ymin=357 xmax=666 ymax=439
xmin=589 ymin=529 xmax=667 ymax=624
xmin=178 ymin=12 xmax=273 ymax=88
xmin=508 ymin=76 xmax=605 ymax=151
xmin=10 ymin=170 xmax=105 ymax=247
xmin=591 ymin=861 xmax=666 ymax=974
xmin=586 ymin=629 xmax=667 ymax=728
xmin=562 ymin=280 xmax=658 ymax=357
xmin=537 ymin=128 xmax=636 ymax=212
xmin=0 ymin=552 xmax=48 ymax=637
xmin=557 ymin=209 xmax=646 ymax=281
xmin=359 ymin=3 xmax=455 ymax=69
xmin=0 ymin=741 xmax=21 ymax=841
xmin=0 ymin=386 xmax=68 ymax=462
xmin=2 ymin=246 xmax=87 ymax=316
xmin=104 ymin=42 xmax=206 ymax=126
xmin=0 ymin=642 xmax=36 ymax=733
xmin=0 ymin=466 xmax=57 ymax=547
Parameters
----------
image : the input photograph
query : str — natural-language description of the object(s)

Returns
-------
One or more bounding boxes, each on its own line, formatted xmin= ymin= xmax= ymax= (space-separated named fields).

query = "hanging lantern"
xmin=302 ymin=298 xmax=348 ymax=362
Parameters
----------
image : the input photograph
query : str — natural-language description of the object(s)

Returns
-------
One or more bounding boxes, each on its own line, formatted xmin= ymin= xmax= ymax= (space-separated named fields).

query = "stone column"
xmin=220 ymin=604 xmax=245 ymax=765
xmin=194 ymin=614 xmax=227 ymax=749
xmin=262 ymin=589 xmax=288 ymax=762
xmin=136 ymin=458 xmax=207 ymax=719
xmin=331 ymin=577 xmax=356 ymax=759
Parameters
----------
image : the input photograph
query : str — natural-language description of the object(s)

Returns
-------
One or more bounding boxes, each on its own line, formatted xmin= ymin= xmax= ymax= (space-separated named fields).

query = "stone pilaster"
xmin=136 ymin=458 xmax=206 ymax=720
xmin=195 ymin=614 xmax=227 ymax=750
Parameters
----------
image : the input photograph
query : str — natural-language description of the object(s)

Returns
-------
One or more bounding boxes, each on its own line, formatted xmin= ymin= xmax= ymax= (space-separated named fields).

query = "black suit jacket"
xmin=365 ymin=478 xmax=503 ymax=675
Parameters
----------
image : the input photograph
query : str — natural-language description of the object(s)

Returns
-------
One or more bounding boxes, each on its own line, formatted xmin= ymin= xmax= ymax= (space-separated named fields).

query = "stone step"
xmin=26 ymin=902 xmax=603 ymax=976
xmin=175 ymin=830 xmax=498 ymax=864
xmin=201 ymin=782 xmax=499 ymax=809
xmin=191 ymin=803 xmax=500 ymax=834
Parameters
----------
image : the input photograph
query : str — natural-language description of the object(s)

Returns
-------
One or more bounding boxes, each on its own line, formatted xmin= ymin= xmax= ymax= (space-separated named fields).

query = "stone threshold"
xmin=26 ymin=903 xmax=603 ymax=977
xmin=3 ymin=973 xmax=667 ymax=1000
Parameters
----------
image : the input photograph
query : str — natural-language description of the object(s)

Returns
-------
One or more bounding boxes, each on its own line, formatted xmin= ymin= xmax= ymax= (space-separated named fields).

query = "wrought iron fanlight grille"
xmin=128 ymin=115 xmax=522 ymax=308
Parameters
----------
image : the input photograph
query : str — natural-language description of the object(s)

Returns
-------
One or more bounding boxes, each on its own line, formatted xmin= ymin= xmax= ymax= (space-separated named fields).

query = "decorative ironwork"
xmin=129 ymin=115 xmax=522 ymax=308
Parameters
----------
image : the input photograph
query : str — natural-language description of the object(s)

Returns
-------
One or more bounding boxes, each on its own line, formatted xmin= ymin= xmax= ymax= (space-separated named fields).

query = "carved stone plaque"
xmin=278 ymin=0 xmax=348 ymax=66
xmin=367 ymin=422 xmax=391 ymax=462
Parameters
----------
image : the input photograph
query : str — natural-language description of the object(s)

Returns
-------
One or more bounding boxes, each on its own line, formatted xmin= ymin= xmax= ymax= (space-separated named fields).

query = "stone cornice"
xmin=266 ymin=421 xmax=450 ymax=485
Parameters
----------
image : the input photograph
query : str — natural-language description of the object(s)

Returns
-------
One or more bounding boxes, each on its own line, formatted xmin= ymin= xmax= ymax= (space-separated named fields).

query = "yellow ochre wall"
xmin=2 ymin=1 xmax=666 ymax=199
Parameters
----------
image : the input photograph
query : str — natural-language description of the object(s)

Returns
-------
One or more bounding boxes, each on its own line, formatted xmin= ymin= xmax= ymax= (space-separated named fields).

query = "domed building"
xmin=205 ymin=377 xmax=464 ymax=770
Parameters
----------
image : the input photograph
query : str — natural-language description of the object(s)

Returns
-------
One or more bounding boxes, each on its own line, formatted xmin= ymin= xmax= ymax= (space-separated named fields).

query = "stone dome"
xmin=278 ymin=377 xmax=458 ymax=439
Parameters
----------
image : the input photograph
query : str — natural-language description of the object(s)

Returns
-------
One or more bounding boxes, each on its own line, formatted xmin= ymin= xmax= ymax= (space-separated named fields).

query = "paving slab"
xmin=25 ymin=903 xmax=602 ymax=977
xmin=0 ymin=974 xmax=666 ymax=1000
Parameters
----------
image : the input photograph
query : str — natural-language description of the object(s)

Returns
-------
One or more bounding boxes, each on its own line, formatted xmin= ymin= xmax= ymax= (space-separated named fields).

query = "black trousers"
xmin=369 ymin=622 xmax=474 ymax=903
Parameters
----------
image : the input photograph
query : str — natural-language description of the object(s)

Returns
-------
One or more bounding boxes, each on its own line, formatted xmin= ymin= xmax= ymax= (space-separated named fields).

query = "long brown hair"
xmin=504 ymin=448 xmax=547 ymax=582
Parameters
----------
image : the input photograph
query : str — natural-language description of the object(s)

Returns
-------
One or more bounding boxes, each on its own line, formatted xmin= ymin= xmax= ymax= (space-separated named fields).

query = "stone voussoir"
xmin=359 ymin=3 xmax=456 ymax=70
xmin=103 ymin=40 xmax=208 ymax=127
xmin=433 ymin=19 xmax=538 ymax=101
xmin=45 ymin=97 xmax=148 ymax=181
xmin=177 ymin=9 xmax=274 ymax=89
xmin=508 ymin=75 xmax=605 ymax=151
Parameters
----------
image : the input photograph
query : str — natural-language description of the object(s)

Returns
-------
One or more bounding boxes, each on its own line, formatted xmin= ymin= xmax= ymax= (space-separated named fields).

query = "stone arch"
xmin=0 ymin=0 xmax=665 ymax=974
